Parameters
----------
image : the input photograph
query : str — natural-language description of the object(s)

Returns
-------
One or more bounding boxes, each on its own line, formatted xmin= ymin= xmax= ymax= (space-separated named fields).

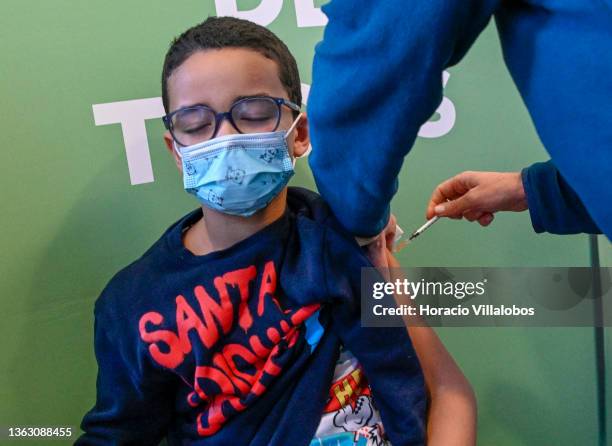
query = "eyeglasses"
xmin=162 ymin=96 xmax=301 ymax=147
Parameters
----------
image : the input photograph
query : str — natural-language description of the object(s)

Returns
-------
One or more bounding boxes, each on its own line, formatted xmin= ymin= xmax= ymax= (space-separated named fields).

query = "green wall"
xmin=599 ymin=238 xmax=612 ymax=446
xmin=0 ymin=1 xmax=608 ymax=444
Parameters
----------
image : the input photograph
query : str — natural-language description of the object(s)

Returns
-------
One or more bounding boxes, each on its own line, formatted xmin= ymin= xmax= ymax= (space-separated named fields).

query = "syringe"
xmin=408 ymin=216 xmax=441 ymax=242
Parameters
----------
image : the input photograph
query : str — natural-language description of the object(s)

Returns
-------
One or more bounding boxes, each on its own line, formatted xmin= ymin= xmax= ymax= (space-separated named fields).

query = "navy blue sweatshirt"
xmin=76 ymin=187 xmax=426 ymax=446
xmin=308 ymin=0 xmax=611 ymax=238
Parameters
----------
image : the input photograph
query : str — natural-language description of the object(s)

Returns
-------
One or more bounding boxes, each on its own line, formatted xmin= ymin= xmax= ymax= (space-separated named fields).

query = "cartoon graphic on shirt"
xmin=312 ymin=350 xmax=391 ymax=446
xmin=355 ymin=424 xmax=388 ymax=446
xmin=334 ymin=395 xmax=374 ymax=431
xmin=310 ymin=424 xmax=388 ymax=446
xmin=137 ymin=260 xmax=325 ymax=437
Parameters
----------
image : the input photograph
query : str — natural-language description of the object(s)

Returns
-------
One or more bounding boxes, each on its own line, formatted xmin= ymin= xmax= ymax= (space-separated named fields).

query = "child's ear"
xmin=292 ymin=113 xmax=310 ymax=158
xmin=163 ymin=131 xmax=183 ymax=173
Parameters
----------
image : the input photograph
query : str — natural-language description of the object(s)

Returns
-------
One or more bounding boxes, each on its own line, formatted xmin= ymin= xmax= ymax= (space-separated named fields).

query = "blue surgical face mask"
xmin=174 ymin=114 xmax=304 ymax=217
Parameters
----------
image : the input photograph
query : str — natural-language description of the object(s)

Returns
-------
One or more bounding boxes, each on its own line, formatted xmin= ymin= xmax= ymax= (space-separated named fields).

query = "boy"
xmin=77 ymin=17 xmax=432 ymax=446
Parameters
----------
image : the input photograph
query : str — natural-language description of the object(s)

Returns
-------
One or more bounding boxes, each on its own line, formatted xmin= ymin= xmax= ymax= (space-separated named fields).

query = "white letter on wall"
xmin=92 ymin=97 xmax=165 ymax=185
xmin=294 ymin=0 xmax=327 ymax=27
xmin=418 ymin=71 xmax=456 ymax=139
xmin=301 ymin=83 xmax=311 ymax=105
xmin=215 ymin=0 xmax=283 ymax=26
xmin=300 ymin=83 xmax=313 ymax=156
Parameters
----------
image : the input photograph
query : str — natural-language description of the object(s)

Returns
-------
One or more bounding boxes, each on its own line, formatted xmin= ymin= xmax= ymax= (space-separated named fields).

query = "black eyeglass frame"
xmin=162 ymin=96 xmax=301 ymax=147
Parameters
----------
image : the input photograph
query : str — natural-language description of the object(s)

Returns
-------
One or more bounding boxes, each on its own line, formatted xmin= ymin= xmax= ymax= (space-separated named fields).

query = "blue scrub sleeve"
xmin=522 ymin=161 xmax=601 ymax=235
xmin=308 ymin=0 xmax=500 ymax=237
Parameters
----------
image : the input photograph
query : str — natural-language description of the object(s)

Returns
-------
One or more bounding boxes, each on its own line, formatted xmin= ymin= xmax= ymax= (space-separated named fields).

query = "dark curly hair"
xmin=161 ymin=16 xmax=301 ymax=113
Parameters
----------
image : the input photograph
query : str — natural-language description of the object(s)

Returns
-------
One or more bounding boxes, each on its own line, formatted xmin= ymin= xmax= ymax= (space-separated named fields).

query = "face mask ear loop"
xmin=285 ymin=113 xmax=304 ymax=168
xmin=173 ymin=140 xmax=183 ymax=160
xmin=284 ymin=112 xmax=303 ymax=140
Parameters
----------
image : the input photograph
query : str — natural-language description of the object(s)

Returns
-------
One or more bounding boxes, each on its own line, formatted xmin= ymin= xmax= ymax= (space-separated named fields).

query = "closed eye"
xmin=239 ymin=116 xmax=273 ymax=122
xmin=184 ymin=123 xmax=212 ymax=133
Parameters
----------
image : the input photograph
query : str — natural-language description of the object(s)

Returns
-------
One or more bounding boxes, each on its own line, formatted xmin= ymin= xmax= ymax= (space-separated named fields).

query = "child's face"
xmin=163 ymin=48 xmax=309 ymax=173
